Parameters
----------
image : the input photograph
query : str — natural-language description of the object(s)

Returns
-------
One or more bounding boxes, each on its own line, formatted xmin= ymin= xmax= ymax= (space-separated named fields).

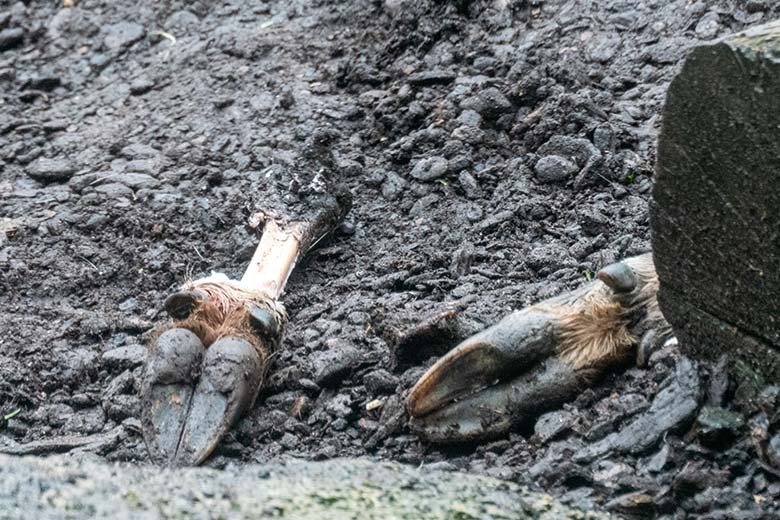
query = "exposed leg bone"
xmin=407 ymin=253 xmax=673 ymax=443
xmin=142 ymin=179 xmax=349 ymax=465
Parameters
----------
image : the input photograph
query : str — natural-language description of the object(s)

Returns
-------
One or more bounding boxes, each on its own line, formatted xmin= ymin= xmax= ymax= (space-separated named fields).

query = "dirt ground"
xmin=2 ymin=0 xmax=779 ymax=517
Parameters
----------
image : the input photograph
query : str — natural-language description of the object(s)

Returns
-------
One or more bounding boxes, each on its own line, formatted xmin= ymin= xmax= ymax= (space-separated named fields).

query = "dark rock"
xmin=457 ymin=171 xmax=481 ymax=199
xmin=95 ymin=183 xmax=133 ymax=198
xmin=382 ymin=171 xmax=406 ymax=200
xmin=363 ymin=369 xmax=399 ymax=395
xmin=27 ymin=157 xmax=76 ymax=182
xmin=672 ymin=462 xmax=730 ymax=497
xmin=538 ymin=136 xmax=601 ymax=167
xmin=34 ymin=404 xmax=75 ymax=428
xmin=652 ymin=20 xmax=780 ymax=382
xmin=104 ymin=395 xmax=140 ymax=421
xmin=575 ymin=358 xmax=700 ymax=462
xmin=534 ymin=155 xmax=578 ymax=183
xmin=63 ymin=407 xmax=106 ymax=435
xmin=696 ymin=406 xmax=744 ymax=449
xmin=310 ymin=344 xmax=364 ymax=387
xmin=57 ymin=348 xmax=99 ymax=386
xmin=103 ymin=22 xmax=145 ymax=50
xmin=410 ymin=156 xmax=448 ymax=181
xmin=460 ymin=87 xmax=513 ymax=120
xmin=534 ymin=410 xmax=575 ymax=443
xmin=102 ymin=345 xmax=146 ymax=371
xmin=21 ymin=74 xmax=61 ymax=92
xmin=407 ymin=70 xmax=455 ymax=86
xmin=0 ymin=28 xmax=24 ymax=52
xmin=707 ymin=355 xmax=731 ymax=407
xmin=129 ymin=77 xmax=154 ymax=95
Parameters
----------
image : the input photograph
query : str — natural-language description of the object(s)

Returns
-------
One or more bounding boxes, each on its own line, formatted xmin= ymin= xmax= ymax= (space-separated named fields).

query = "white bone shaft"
xmin=241 ymin=220 xmax=301 ymax=299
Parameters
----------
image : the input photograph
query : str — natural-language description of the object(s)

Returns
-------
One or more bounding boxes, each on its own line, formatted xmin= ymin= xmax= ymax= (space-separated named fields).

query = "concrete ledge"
xmin=0 ymin=455 xmax=608 ymax=519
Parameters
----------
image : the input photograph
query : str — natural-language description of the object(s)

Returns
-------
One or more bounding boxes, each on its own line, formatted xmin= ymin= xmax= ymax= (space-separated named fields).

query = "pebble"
xmin=458 ymin=171 xmax=482 ymax=199
xmin=103 ymin=22 xmax=145 ymax=50
xmin=27 ymin=157 xmax=76 ymax=183
xmin=695 ymin=12 xmax=720 ymax=39
xmin=102 ymin=344 xmax=147 ymax=371
xmin=574 ymin=357 xmax=700 ymax=462
xmin=382 ymin=171 xmax=406 ymax=200
xmin=534 ymin=410 xmax=575 ymax=444
xmin=534 ymin=155 xmax=578 ymax=183
xmin=63 ymin=407 xmax=106 ymax=435
xmin=310 ymin=344 xmax=363 ymax=387
xmin=460 ymin=87 xmax=513 ymax=120
xmin=363 ymin=369 xmax=399 ymax=395
xmin=696 ymin=406 xmax=744 ymax=449
xmin=410 ymin=156 xmax=448 ymax=181
xmin=0 ymin=27 xmax=24 ymax=52
xmin=129 ymin=77 xmax=154 ymax=95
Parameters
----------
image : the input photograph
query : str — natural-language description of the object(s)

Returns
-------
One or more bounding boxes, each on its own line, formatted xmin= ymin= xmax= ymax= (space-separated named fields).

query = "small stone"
xmin=534 ymin=155 xmax=578 ymax=183
xmin=63 ymin=407 xmax=106 ymax=435
xmin=119 ymin=144 xmax=159 ymax=160
xmin=118 ymin=298 xmax=138 ymax=312
xmin=695 ymin=13 xmax=719 ymax=40
xmin=574 ymin=358 xmax=700 ymax=462
xmin=672 ymin=462 xmax=729 ymax=497
xmin=534 ymin=410 xmax=575 ymax=443
xmin=646 ymin=443 xmax=671 ymax=473
xmin=696 ymin=406 xmax=744 ymax=449
xmin=0 ymin=28 xmax=24 ymax=52
xmin=129 ymin=77 xmax=154 ymax=95
xmin=21 ymin=74 xmax=61 ymax=92
xmin=382 ymin=171 xmax=406 ymax=200
xmin=103 ymin=22 xmax=145 ymax=50
xmin=460 ymin=87 xmax=513 ymax=120
xmin=457 ymin=109 xmax=482 ymax=127
xmin=605 ymin=492 xmax=655 ymax=518
xmin=325 ymin=393 xmax=353 ymax=418
xmin=102 ymin=344 xmax=147 ymax=371
xmin=410 ymin=156 xmax=448 ymax=181
xmin=458 ymin=171 xmax=482 ymax=199
xmin=27 ymin=157 xmax=76 ymax=183
xmin=310 ymin=344 xmax=363 ymax=387
xmin=105 ymin=395 xmax=140 ymax=421
xmin=95 ymin=183 xmax=133 ymax=198
xmin=407 ymin=70 xmax=455 ymax=86
xmin=363 ymin=369 xmax=399 ymax=395
xmin=35 ymin=403 xmax=75 ymax=428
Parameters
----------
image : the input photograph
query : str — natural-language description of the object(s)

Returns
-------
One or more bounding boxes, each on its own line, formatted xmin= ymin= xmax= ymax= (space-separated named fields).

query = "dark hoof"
xmin=164 ymin=290 xmax=207 ymax=320
xmin=173 ymin=336 xmax=263 ymax=466
xmin=141 ymin=328 xmax=205 ymax=464
xmin=407 ymin=310 xmax=557 ymax=418
xmin=246 ymin=304 xmax=280 ymax=340
xmin=409 ymin=358 xmax=592 ymax=443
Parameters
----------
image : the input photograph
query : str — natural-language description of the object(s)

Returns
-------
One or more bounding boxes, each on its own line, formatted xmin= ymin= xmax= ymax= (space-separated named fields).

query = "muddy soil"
xmin=1 ymin=0 xmax=779 ymax=517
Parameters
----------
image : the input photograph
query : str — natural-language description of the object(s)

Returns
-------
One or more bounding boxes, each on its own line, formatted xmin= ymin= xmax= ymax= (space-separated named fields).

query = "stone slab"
xmin=651 ymin=20 xmax=780 ymax=383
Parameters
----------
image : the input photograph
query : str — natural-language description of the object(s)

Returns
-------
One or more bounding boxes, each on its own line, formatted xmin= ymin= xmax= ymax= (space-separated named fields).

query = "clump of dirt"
xmin=1 ymin=0 xmax=778 ymax=517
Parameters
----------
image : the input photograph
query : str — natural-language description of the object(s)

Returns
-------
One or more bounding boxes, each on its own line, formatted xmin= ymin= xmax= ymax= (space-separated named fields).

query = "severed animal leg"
xmin=141 ymin=143 xmax=350 ymax=465
xmin=407 ymin=253 xmax=673 ymax=443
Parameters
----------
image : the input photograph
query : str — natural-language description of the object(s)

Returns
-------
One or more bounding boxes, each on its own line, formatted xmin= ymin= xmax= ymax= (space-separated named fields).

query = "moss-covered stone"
xmin=0 ymin=455 xmax=609 ymax=519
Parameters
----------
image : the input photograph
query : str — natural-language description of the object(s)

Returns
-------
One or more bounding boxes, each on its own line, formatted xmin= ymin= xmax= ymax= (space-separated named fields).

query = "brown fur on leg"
xmin=556 ymin=293 xmax=635 ymax=370
xmin=545 ymin=255 xmax=670 ymax=370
